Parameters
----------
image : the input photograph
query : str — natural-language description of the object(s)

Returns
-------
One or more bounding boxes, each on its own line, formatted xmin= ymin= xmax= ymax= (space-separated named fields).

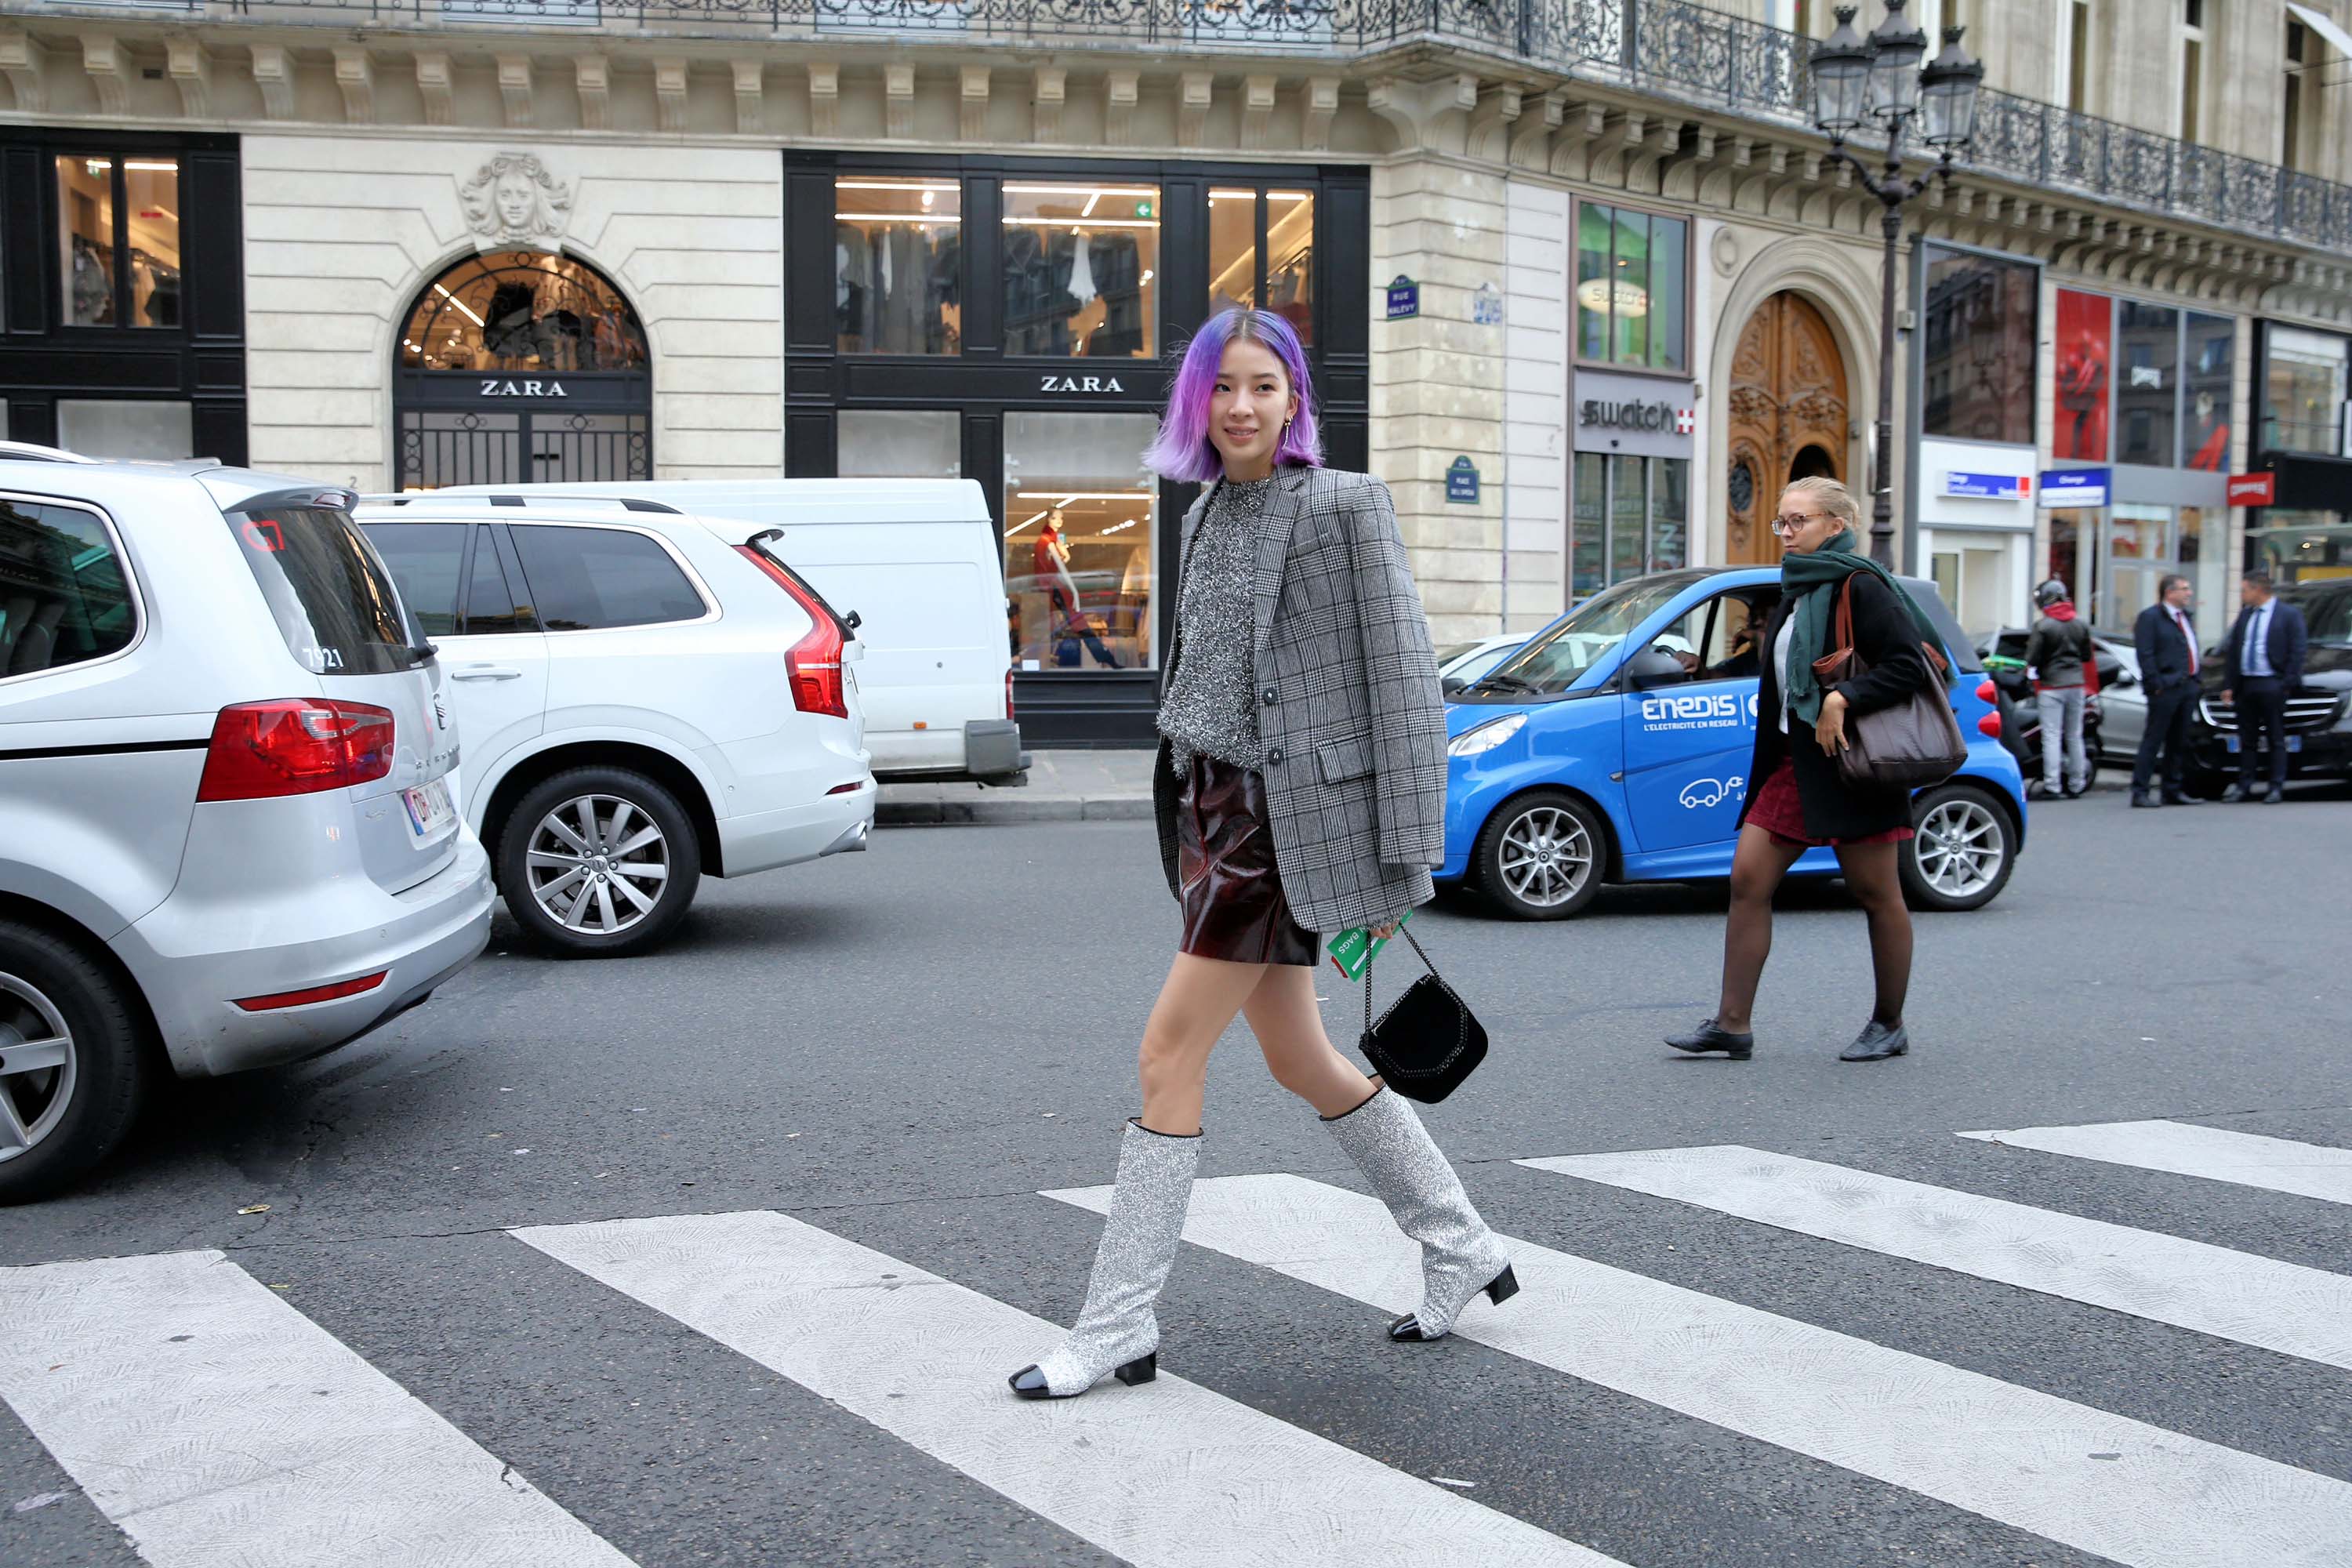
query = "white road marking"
xmin=1523 ymin=1145 xmax=2352 ymax=1370
xmin=0 ymin=1249 xmax=634 ymax=1568
xmin=1958 ymin=1120 xmax=2352 ymax=1206
xmin=514 ymin=1208 xmax=1621 ymax=1568
xmin=1048 ymin=1172 xmax=2352 ymax=1568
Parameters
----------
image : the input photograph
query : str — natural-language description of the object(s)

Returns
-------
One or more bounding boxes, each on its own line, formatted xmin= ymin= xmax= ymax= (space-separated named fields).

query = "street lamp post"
xmin=1811 ymin=2 xmax=1984 ymax=567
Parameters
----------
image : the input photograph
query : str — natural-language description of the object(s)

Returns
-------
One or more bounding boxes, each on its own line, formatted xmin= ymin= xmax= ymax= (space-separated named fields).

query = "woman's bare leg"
xmin=1714 ymin=824 xmax=1809 ymax=1034
xmin=1241 ymin=963 xmax=1380 ymax=1118
xmin=1137 ymin=953 xmax=1274 ymax=1135
xmin=1833 ymin=839 xmax=1912 ymax=1026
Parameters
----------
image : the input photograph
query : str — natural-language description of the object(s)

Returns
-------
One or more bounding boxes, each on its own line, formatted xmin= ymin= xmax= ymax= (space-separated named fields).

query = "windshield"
xmin=1476 ymin=576 xmax=1697 ymax=696
xmin=2288 ymin=582 xmax=2352 ymax=644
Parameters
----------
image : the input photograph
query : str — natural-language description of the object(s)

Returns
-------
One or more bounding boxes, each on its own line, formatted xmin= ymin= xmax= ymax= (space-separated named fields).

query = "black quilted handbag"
xmin=1357 ymin=927 xmax=1488 ymax=1105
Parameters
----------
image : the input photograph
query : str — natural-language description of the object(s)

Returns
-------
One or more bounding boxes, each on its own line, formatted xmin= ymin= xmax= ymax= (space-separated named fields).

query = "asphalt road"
xmin=6 ymin=777 xmax=2350 ymax=1567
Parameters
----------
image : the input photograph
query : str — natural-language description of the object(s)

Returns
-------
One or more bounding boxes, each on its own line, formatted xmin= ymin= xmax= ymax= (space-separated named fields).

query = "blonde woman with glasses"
xmin=1666 ymin=477 xmax=1947 ymax=1065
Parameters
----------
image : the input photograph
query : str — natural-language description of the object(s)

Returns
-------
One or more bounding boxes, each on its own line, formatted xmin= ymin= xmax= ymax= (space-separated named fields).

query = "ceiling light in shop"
xmin=123 ymin=162 xmax=179 ymax=172
xmin=1003 ymin=217 xmax=1159 ymax=229
xmin=836 ymin=180 xmax=960 ymax=192
xmin=434 ymin=282 xmax=485 ymax=327
xmin=837 ymin=212 xmax=963 ymax=224
xmin=1102 ymin=519 xmax=1138 ymax=535
xmin=1268 ymin=191 xmax=1310 ymax=202
xmin=1004 ymin=183 xmax=1159 ymax=198
xmin=1575 ymin=278 xmax=1649 ymax=318
xmin=1006 ymin=510 xmax=1051 ymax=536
xmin=1012 ymin=491 xmax=1152 ymax=502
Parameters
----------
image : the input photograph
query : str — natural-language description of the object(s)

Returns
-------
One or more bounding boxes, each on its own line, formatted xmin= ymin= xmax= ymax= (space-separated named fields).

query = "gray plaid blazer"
xmin=1153 ymin=465 xmax=1447 ymax=935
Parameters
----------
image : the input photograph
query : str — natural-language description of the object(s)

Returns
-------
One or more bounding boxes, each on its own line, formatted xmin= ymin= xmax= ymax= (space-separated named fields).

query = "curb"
xmin=876 ymin=795 xmax=1153 ymax=826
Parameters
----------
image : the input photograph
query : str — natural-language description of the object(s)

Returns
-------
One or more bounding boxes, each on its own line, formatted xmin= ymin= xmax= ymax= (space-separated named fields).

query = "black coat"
xmin=1737 ymin=570 xmax=1936 ymax=841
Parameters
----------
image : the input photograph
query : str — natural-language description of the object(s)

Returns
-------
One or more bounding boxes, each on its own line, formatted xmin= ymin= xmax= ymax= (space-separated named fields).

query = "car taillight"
xmin=1006 ymin=669 xmax=1016 ymax=721
xmin=197 ymin=699 xmax=396 ymax=801
xmin=1977 ymin=713 xmax=2002 ymax=739
xmin=1976 ymin=680 xmax=1998 ymax=703
xmin=734 ymin=545 xmax=848 ymax=718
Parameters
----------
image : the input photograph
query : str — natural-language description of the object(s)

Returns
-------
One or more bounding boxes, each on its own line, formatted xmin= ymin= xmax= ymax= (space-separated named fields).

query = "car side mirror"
xmin=1623 ymin=647 xmax=1690 ymax=691
xmin=2111 ymin=669 xmax=2136 ymax=688
xmin=1441 ymin=675 xmax=1467 ymax=697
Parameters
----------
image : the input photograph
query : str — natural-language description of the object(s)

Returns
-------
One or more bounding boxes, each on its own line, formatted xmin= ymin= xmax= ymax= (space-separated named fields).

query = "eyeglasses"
xmin=1770 ymin=510 xmax=1830 ymax=535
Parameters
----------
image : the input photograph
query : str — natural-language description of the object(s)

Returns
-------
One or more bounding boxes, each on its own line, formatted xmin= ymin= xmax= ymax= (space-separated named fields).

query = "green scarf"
xmin=1780 ymin=530 xmax=1952 ymax=727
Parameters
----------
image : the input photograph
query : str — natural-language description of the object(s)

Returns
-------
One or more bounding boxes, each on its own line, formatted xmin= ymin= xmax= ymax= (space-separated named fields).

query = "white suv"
xmin=354 ymin=494 xmax=876 ymax=957
xmin=0 ymin=463 xmax=492 ymax=1200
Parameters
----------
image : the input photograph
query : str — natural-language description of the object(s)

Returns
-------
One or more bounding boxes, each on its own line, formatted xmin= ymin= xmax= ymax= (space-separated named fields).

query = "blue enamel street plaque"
xmin=1446 ymin=456 xmax=1480 ymax=504
xmin=1386 ymin=275 xmax=1420 ymax=319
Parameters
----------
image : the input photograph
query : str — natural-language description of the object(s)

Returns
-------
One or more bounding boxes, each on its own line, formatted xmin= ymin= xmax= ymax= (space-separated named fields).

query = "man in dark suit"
xmin=2220 ymin=572 xmax=2308 ymax=804
xmin=2131 ymin=573 xmax=2205 ymax=809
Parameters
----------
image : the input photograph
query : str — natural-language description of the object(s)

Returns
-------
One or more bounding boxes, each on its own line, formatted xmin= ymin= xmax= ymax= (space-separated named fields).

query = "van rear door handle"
xmin=452 ymin=666 xmax=523 ymax=682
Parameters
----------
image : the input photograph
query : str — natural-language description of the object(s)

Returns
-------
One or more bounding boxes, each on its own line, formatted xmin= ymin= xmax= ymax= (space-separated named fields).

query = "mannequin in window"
xmin=70 ymin=234 xmax=113 ymax=326
xmin=484 ymin=281 xmax=542 ymax=364
xmin=1035 ymin=513 xmax=1122 ymax=669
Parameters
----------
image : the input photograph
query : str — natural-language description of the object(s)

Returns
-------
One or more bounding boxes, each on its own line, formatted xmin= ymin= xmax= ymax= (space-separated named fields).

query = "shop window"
xmin=2116 ymin=301 xmax=2179 ymax=466
xmin=839 ymin=410 xmax=960 ymax=477
xmin=56 ymin=155 xmax=183 ymax=330
xmin=2183 ymin=314 xmax=2233 ymax=470
xmin=1208 ymin=187 xmax=1315 ymax=345
xmin=1921 ymin=246 xmax=2035 ymax=445
xmin=835 ymin=178 xmax=962 ymax=355
xmin=2049 ymin=510 xmax=2087 ymax=605
xmin=2262 ymin=325 xmax=2348 ymax=455
xmin=1002 ymin=182 xmax=1159 ymax=358
xmin=1573 ymin=452 xmax=1689 ymax=597
xmin=1003 ymin=411 xmax=1157 ymax=670
xmin=1575 ymin=202 xmax=1686 ymax=372
xmin=55 ymin=399 xmax=191 ymax=461
xmin=401 ymin=251 xmax=647 ymax=372
xmin=2053 ymin=289 xmax=2111 ymax=462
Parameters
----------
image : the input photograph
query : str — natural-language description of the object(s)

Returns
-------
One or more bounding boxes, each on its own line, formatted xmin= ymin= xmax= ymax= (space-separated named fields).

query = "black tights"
xmin=1713 ymin=825 xmax=1911 ymax=1035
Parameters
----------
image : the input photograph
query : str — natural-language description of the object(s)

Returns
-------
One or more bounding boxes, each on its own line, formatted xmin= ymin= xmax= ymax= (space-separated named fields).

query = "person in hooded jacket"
xmin=2024 ymin=579 xmax=2096 ymax=800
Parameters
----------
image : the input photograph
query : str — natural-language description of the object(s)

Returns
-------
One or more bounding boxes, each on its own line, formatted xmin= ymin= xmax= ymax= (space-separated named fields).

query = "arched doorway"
xmin=1725 ymin=291 xmax=1849 ymax=564
xmin=394 ymin=250 xmax=651 ymax=490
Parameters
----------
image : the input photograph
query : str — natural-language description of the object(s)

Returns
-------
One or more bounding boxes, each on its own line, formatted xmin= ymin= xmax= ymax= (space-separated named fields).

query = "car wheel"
xmin=0 ymin=920 xmax=148 ymax=1203
xmin=496 ymin=766 xmax=703 ymax=958
xmin=1899 ymin=785 xmax=2016 ymax=913
xmin=1473 ymin=790 xmax=1606 ymax=920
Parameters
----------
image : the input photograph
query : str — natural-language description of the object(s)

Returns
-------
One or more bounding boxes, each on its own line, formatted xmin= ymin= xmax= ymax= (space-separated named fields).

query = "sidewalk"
xmin=876 ymin=748 xmax=1156 ymax=826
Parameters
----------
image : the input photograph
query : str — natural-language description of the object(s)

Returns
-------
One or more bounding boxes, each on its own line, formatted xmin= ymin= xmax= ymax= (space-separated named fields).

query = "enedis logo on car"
xmin=1639 ymin=692 xmax=1762 ymax=731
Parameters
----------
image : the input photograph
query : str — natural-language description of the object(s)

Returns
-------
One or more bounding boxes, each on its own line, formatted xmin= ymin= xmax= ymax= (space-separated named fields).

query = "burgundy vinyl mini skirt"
xmin=1174 ymin=753 xmax=1319 ymax=967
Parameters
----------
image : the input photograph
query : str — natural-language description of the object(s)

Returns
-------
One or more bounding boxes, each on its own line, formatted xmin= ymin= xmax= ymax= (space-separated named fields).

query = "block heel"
xmin=1485 ymin=1265 xmax=1519 ymax=1305
xmin=1113 ymin=1352 xmax=1157 ymax=1387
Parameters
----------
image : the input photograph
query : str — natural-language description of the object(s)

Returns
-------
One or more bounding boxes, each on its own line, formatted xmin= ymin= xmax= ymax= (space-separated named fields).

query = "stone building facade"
xmin=3 ymin=0 xmax=2350 ymax=738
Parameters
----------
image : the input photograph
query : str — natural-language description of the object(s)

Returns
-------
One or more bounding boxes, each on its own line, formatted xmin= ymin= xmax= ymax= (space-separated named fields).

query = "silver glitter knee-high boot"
xmin=1322 ymin=1086 xmax=1517 ymax=1342
xmin=1009 ymin=1119 xmax=1200 ymax=1399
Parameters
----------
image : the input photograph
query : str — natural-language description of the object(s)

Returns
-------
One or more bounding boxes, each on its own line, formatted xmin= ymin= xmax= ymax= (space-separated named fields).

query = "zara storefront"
xmin=782 ymin=153 xmax=1370 ymax=744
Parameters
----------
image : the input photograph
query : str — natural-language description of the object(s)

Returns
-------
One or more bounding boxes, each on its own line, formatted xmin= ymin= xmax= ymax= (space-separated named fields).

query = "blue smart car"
xmin=1439 ymin=567 xmax=2027 ymax=920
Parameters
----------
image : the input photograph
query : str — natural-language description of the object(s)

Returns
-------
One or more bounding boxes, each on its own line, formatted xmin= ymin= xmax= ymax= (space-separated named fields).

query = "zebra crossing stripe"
xmin=1521 ymin=1145 xmax=2352 ymax=1370
xmin=1047 ymin=1172 xmax=2352 ymax=1568
xmin=0 ymin=1249 xmax=635 ymax=1568
xmin=1958 ymin=1120 xmax=2352 ymax=1207
xmin=512 ymin=1208 xmax=1622 ymax=1568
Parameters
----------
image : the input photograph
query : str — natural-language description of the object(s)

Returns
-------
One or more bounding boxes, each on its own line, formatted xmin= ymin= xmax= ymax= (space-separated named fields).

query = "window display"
xmin=2261 ymin=325 xmax=2348 ymax=455
xmin=400 ymin=250 xmax=648 ymax=372
xmin=2053 ymin=289 xmax=2110 ymax=461
xmin=54 ymin=155 xmax=181 ymax=331
xmin=1003 ymin=412 xmax=1159 ymax=670
xmin=2183 ymin=313 xmax=2233 ymax=470
xmin=2115 ymin=302 xmax=2179 ymax=466
xmin=1207 ymin=188 xmax=1313 ymax=346
xmin=1921 ymin=246 xmax=2035 ymax=445
xmin=839 ymin=410 xmax=959 ymax=477
xmin=1575 ymin=202 xmax=1686 ymax=372
xmin=836 ymin=177 xmax=963 ymax=355
xmin=1573 ymin=452 xmax=1688 ymax=597
xmin=1002 ymin=182 xmax=1159 ymax=358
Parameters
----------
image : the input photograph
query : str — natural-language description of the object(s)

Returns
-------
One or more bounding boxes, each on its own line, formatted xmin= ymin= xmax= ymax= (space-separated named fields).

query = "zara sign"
xmin=479 ymin=379 xmax=568 ymax=398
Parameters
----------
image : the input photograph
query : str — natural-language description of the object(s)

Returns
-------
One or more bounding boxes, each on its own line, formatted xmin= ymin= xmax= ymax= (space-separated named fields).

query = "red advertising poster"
xmin=2053 ymin=289 xmax=2111 ymax=462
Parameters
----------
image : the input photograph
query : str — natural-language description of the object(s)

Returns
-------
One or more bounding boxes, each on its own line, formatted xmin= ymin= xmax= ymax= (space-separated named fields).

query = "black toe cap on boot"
xmin=1008 ymin=1366 xmax=1051 ymax=1399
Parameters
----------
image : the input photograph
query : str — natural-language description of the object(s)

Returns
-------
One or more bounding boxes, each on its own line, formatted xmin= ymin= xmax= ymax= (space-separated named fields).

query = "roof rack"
xmin=355 ymin=492 xmax=684 ymax=515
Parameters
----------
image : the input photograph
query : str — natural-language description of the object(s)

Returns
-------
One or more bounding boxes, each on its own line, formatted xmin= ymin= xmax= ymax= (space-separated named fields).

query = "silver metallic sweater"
xmin=1157 ymin=475 xmax=1271 ymax=775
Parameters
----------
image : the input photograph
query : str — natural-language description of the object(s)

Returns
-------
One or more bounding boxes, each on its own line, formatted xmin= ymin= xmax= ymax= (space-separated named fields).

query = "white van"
xmin=431 ymin=479 xmax=1022 ymax=781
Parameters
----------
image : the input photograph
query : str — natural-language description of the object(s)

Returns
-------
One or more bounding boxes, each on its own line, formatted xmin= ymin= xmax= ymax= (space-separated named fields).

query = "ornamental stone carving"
xmin=461 ymin=151 xmax=572 ymax=252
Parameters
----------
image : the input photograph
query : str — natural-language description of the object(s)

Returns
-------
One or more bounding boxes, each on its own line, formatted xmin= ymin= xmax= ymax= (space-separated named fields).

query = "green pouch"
xmin=1327 ymin=909 xmax=1410 ymax=982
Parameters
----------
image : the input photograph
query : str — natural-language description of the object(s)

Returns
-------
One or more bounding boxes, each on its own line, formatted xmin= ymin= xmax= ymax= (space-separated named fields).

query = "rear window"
xmin=510 ymin=524 xmax=705 ymax=632
xmin=0 ymin=499 xmax=137 ymax=677
xmin=1896 ymin=577 xmax=1983 ymax=674
xmin=226 ymin=503 xmax=424 ymax=677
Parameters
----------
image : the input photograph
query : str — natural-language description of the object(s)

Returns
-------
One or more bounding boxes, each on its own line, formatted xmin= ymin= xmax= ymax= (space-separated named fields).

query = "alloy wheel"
xmin=0 ymin=971 xmax=76 ymax=1163
xmin=524 ymin=794 xmax=672 ymax=937
xmin=1497 ymin=806 xmax=1593 ymax=909
xmin=1913 ymin=798 xmax=2004 ymax=900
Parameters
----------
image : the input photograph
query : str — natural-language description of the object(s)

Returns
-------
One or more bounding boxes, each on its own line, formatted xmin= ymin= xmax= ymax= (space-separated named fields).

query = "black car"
xmin=2188 ymin=580 xmax=2352 ymax=790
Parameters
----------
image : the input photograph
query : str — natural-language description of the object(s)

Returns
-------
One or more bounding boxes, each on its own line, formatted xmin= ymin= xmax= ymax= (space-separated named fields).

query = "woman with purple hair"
xmin=1011 ymin=308 xmax=1518 ymax=1401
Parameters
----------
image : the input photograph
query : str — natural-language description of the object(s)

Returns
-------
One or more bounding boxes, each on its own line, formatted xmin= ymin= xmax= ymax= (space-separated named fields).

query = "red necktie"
xmin=2172 ymin=608 xmax=2198 ymax=675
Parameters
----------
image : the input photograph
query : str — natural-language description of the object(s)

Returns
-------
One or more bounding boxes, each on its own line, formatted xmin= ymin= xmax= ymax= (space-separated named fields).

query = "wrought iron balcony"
xmin=23 ymin=0 xmax=2352 ymax=255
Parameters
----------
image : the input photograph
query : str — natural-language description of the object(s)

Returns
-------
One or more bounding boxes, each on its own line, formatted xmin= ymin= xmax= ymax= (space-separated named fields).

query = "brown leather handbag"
xmin=1810 ymin=574 xmax=1969 ymax=789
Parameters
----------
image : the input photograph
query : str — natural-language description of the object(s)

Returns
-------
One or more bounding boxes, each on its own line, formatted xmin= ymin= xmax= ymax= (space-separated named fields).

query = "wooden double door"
xmin=1725 ymin=292 xmax=1849 ymax=564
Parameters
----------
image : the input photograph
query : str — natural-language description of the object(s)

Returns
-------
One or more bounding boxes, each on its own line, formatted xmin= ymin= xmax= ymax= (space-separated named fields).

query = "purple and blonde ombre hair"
xmin=1143 ymin=308 xmax=1323 ymax=483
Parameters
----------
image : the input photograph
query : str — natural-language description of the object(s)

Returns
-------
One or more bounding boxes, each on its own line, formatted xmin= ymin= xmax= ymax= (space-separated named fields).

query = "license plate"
xmin=2224 ymin=736 xmax=2241 ymax=753
xmin=2288 ymin=735 xmax=2303 ymax=753
xmin=403 ymin=778 xmax=456 ymax=838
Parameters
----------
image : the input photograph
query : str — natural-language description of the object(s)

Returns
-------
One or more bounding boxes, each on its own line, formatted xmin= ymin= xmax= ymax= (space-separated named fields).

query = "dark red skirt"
xmin=1746 ymin=756 xmax=1915 ymax=849
xmin=1175 ymin=754 xmax=1319 ymax=967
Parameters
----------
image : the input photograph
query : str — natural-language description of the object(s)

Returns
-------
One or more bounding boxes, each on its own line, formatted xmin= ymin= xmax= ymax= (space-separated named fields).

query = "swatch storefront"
xmin=782 ymin=153 xmax=1370 ymax=743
